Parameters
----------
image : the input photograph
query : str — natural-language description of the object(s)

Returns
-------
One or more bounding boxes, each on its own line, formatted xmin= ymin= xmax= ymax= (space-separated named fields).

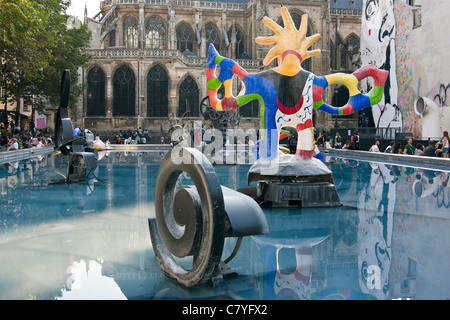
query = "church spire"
xmin=84 ymin=2 xmax=88 ymax=24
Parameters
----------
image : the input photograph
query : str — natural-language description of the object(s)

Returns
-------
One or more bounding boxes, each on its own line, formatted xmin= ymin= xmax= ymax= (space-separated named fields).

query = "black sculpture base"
xmin=244 ymin=154 xmax=342 ymax=208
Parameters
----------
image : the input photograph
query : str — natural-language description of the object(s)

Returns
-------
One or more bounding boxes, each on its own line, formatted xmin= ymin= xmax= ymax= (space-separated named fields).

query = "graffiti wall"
xmin=360 ymin=0 xmax=402 ymax=130
xmin=394 ymin=2 xmax=420 ymax=137
xmin=395 ymin=1 xmax=450 ymax=139
xmin=360 ymin=0 xmax=450 ymax=138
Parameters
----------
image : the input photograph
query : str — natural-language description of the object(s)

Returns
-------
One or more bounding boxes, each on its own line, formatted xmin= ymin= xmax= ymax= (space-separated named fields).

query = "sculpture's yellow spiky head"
xmin=255 ymin=7 xmax=322 ymax=66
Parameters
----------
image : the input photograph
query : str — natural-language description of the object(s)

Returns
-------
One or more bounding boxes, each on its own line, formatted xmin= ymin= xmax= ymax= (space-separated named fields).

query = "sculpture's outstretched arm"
xmin=313 ymin=65 xmax=388 ymax=115
xmin=206 ymin=44 xmax=263 ymax=111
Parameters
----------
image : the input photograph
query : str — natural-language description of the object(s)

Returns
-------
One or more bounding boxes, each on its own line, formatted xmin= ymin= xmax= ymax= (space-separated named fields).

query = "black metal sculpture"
xmin=200 ymin=96 xmax=240 ymax=129
xmin=54 ymin=70 xmax=98 ymax=182
xmin=149 ymin=147 xmax=268 ymax=287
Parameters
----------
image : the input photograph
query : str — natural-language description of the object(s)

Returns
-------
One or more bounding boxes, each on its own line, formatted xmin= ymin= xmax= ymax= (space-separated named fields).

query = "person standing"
xmin=403 ymin=138 xmax=415 ymax=155
xmin=334 ymin=132 xmax=342 ymax=149
xmin=288 ymin=134 xmax=298 ymax=154
xmin=317 ymin=131 xmax=325 ymax=147
xmin=441 ymin=131 xmax=449 ymax=158
xmin=351 ymin=131 xmax=359 ymax=150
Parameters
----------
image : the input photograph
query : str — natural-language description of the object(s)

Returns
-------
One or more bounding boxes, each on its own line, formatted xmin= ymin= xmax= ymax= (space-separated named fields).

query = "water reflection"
xmin=0 ymin=151 xmax=449 ymax=299
xmin=326 ymin=157 xmax=450 ymax=300
xmin=58 ymin=259 xmax=126 ymax=300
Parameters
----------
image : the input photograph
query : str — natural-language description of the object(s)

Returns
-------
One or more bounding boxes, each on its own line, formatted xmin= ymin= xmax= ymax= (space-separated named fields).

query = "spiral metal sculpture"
xmin=149 ymin=147 xmax=268 ymax=287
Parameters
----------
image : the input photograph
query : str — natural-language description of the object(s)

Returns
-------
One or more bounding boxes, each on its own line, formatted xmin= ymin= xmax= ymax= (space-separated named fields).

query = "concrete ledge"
xmin=2 ymin=144 xmax=448 ymax=172
xmin=320 ymin=148 xmax=450 ymax=171
xmin=0 ymin=144 xmax=171 ymax=164
xmin=0 ymin=146 xmax=54 ymax=164
xmin=108 ymin=144 xmax=172 ymax=151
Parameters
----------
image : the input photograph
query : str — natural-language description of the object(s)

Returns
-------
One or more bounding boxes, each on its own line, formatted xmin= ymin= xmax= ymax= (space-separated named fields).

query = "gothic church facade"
xmin=72 ymin=0 xmax=362 ymax=138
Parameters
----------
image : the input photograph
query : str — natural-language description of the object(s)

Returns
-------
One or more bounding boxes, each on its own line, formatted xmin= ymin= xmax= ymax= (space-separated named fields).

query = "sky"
xmin=67 ymin=0 xmax=102 ymax=20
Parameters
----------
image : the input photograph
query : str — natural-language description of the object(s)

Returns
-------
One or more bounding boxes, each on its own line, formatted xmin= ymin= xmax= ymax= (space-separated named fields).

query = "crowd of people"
xmin=1 ymin=122 xmax=53 ymax=152
xmin=367 ymin=131 xmax=449 ymax=158
xmin=1 ymin=124 xmax=154 ymax=152
xmin=314 ymin=130 xmax=361 ymax=151
xmin=3 ymin=121 xmax=449 ymax=160
xmin=113 ymin=127 xmax=150 ymax=145
xmin=314 ymin=129 xmax=449 ymax=158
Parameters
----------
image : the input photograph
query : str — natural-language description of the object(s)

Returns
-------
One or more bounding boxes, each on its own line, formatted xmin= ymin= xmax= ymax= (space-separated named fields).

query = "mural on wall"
xmin=394 ymin=1 xmax=449 ymax=139
xmin=393 ymin=1 xmax=420 ymax=137
xmin=361 ymin=0 xmax=402 ymax=132
xmin=415 ymin=82 xmax=450 ymax=140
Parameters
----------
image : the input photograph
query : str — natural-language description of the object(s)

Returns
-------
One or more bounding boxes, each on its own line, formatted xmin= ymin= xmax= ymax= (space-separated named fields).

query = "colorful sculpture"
xmin=207 ymin=7 xmax=388 ymax=160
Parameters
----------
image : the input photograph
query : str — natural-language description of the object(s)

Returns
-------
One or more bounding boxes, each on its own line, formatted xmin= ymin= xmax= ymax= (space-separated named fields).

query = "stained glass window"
xmin=205 ymin=23 xmax=220 ymax=56
xmin=113 ymin=65 xmax=136 ymax=116
xmin=178 ymin=76 xmax=199 ymax=117
xmin=147 ymin=65 xmax=168 ymax=117
xmin=145 ymin=17 xmax=166 ymax=49
xmin=228 ymin=26 xmax=246 ymax=59
xmin=109 ymin=29 xmax=116 ymax=47
xmin=340 ymin=34 xmax=360 ymax=70
xmin=124 ymin=16 xmax=139 ymax=49
xmin=176 ymin=23 xmax=194 ymax=54
xmin=87 ymin=67 xmax=106 ymax=116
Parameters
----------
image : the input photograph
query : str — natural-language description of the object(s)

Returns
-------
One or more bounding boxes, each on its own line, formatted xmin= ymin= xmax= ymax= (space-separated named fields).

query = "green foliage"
xmin=0 ymin=0 xmax=92 ymax=112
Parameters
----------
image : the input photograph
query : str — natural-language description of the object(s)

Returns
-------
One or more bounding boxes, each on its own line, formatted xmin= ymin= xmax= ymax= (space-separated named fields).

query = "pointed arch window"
xmin=205 ymin=23 xmax=220 ymax=56
xmin=109 ymin=29 xmax=116 ymax=47
xmin=113 ymin=65 xmax=136 ymax=116
xmin=87 ymin=67 xmax=106 ymax=116
xmin=176 ymin=23 xmax=194 ymax=54
xmin=178 ymin=76 xmax=199 ymax=117
xmin=147 ymin=65 xmax=169 ymax=117
xmin=340 ymin=35 xmax=360 ymax=70
xmin=124 ymin=16 xmax=139 ymax=49
xmin=145 ymin=17 xmax=166 ymax=49
xmin=227 ymin=26 xmax=246 ymax=59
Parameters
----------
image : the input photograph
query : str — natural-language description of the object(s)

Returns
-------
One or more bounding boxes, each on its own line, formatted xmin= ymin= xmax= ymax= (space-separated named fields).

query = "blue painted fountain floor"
xmin=0 ymin=150 xmax=449 ymax=300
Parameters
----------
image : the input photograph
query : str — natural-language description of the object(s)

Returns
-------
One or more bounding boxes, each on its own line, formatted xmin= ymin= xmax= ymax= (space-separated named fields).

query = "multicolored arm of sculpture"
xmin=313 ymin=65 xmax=388 ymax=115
xmin=206 ymin=44 xmax=263 ymax=111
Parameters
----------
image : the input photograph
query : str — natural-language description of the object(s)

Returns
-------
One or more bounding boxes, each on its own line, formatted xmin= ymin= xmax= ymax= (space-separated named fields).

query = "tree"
xmin=0 ymin=0 xmax=91 ymax=114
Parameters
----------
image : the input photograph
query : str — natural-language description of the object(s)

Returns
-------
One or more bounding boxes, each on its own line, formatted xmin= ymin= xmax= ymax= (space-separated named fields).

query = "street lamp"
xmin=334 ymin=86 xmax=339 ymax=128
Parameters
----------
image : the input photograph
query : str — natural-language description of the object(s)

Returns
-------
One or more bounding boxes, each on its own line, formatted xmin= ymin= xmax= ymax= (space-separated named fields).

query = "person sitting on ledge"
xmin=384 ymin=141 xmax=395 ymax=153
xmin=391 ymin=142 xmax=403 ymax=154
xmin=414 ymin=143 xmax=424 ymax=156
xmin=7 ymin=137 xmax=18 ymax=151
xmin=369 ymin=140 xmax=380 ymax=152
xmin=424 ymin=140 xmax=443 ymax=157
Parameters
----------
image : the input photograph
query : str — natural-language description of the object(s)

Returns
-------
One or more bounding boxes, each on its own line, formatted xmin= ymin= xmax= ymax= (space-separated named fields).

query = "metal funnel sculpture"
xmin=54 ymin=70 xmax=98 ymax=182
